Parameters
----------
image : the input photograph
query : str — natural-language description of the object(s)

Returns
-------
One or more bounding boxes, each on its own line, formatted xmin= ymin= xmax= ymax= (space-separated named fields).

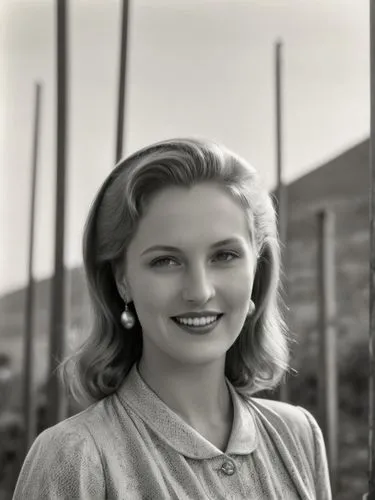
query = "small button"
xmin=221 ymin=460 xmax=235 ymax=475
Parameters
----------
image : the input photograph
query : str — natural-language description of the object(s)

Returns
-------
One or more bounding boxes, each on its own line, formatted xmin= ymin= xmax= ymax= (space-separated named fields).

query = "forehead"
xmin=130 ymin=183 xmax=252 ymax=249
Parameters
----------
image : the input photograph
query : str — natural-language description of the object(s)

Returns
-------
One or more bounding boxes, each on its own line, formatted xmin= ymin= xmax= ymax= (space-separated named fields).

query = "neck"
xmin=137 ymin=354 xmax=233 ymax=430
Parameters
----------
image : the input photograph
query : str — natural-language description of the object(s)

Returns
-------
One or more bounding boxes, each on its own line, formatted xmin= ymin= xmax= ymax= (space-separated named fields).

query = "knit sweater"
xmin=13 ymin=363 xmax=332 ymax=499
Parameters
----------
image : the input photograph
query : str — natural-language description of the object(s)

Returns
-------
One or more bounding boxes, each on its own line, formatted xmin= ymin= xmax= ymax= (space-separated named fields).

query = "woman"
xmin=13 ymin=138 xmax=331 ymax=499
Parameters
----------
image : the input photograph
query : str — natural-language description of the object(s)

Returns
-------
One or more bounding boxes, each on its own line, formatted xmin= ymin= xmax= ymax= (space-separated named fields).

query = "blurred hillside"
xmin=0 ymin=138 xmax=370 ymax=499
xmin=286 ymin=139 xmax=368 ymax=373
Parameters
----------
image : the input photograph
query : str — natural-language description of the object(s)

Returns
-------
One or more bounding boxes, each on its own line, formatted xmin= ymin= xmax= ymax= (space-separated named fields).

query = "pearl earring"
xmin=121 ymin=302 xmax=136 ymax=329
xmin=248 ymin=299 xmax=256 ymax=317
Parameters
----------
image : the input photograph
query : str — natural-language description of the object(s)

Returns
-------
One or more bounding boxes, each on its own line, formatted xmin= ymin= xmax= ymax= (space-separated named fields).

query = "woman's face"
xmin=121 ymin=182 xmax=258 ymax=369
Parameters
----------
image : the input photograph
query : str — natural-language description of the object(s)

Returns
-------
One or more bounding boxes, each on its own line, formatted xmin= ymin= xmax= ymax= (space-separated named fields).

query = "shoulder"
xmin=246 ymin=398 xmax=332 ymax=499
xmin=248 ymin=398 xmax=332 ymax=499
xmin=250 ymin=397 xmax=317 ymax=439
xmin=13 ymin=403 xmax=106 ymax=499
xmin=248 ymin=397 xmax=328 ymax=468
xmin=33 ymin=401 xmax=106 ymax=453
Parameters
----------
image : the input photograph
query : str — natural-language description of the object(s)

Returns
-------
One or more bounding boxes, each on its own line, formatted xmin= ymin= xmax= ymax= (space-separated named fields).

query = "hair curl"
xmin=59 ymin=137 xmax=290 ymax=407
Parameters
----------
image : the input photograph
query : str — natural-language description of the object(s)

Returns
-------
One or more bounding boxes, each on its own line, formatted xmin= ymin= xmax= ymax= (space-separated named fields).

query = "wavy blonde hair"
xmin=59 ymin=138 xmax=290 ymax=407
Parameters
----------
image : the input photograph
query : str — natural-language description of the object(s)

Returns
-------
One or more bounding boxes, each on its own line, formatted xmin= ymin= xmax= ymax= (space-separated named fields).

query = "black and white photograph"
xmin=0 ymin=1 xmax=370 ymax=499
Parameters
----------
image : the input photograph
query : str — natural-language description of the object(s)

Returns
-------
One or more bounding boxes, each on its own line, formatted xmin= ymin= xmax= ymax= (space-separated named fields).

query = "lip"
xmin=172 ymin=311 xmax=223 ymax=319
xmin=171 ymin=315 xmax=223 ymax=335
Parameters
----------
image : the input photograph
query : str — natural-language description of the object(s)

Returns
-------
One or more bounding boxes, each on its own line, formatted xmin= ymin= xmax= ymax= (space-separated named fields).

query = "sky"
xmin=0 ymin=0 xmax=370 ymax=295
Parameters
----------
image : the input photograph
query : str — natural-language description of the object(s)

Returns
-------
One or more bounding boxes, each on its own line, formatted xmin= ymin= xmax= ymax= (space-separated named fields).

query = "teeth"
xmin=175 ymin=315 xmax=218 ymax=327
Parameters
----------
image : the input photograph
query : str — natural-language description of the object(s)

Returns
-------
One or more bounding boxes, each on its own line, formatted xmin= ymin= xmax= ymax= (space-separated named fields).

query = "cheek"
xmin=223 ymin=268 xmax=254 ymax=308
xmin=228 ymin=284 xmax=252 ymax=308
xmin=130 ymin=274 xmax=179 ymax=316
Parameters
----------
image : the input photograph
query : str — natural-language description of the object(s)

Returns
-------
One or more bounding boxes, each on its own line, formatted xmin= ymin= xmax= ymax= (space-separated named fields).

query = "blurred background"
xmin=0 ymin=1 xmax=370 ymax=499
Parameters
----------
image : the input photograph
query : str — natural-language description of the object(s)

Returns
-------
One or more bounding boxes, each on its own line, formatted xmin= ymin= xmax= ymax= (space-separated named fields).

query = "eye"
xmin=150 ymin=257 xmax=179 ymax=268
xmin=213 ymin=250 xmax=241 ymax=262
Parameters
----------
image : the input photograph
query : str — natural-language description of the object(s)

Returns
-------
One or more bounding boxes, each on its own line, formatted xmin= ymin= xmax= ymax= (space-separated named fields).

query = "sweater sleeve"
xmin=12 ymin=424 xmax=105 ymax=500
xmin=298 ymin=406 xmax=332 ymax=500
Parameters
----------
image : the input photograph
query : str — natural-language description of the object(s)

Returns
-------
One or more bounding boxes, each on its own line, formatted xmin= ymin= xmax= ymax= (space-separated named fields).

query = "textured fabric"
xmin=13 ymin=363 xmax=332 ymax=499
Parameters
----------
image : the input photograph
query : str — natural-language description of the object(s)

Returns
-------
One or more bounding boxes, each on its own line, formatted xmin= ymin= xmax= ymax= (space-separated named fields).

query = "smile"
xmin=171 ymin=314 xmax=224 ymax=335
xmin=175 ymin=315 xmax=219 ymax=326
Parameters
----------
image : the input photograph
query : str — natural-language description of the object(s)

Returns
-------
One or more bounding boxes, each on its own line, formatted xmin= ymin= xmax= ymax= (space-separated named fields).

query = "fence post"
xmin=366 ymin=1 xmax=375 ymax=498
xmin=47 ymin=0 xmax=69 ymax=427
xmin=115 ymin=0 xmax=130 ymax=163
xmin=22 ymin=82 xmax=42 ymax=455
xmin=274 ymin=39 xmax=289 ymax=402
xmin=317 ymin=209 xmax=338 ymax=494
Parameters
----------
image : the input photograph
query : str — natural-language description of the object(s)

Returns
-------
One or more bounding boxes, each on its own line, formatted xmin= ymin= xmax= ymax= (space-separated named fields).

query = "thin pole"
xmin=47 ymin=0 xmax=68 ymax=427
xmin=22 ymin=82 xmax=42 ymax=454
xmin=317 ymin=209 xmax=338 ymax=496
xmin=366 ymin=1 xmax=375 ymax=498
xmin=275 ymin=39 xmax=288 ymax=402
xmin=115 ymin=0 xmax=129 ymax=163
xmin=276 ymin=40 xmax=283 ymax=211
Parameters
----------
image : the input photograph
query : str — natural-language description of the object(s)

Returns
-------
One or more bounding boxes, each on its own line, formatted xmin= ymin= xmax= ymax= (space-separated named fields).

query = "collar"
xmin=116 ymin=362 xmax=258 ymax=459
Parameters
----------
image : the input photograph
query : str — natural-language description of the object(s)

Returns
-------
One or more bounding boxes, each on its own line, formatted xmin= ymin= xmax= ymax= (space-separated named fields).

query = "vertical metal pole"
xmin=115 ymin=0 xmax=129 ymax=163
xmin=276 ymin=40 xmax=284 ymax=214
xmin=317 ymin=209 xmax=338 ymax=496
xmin=47 ymin=0 xmax=68 ymax=427
xmin=275 ymin=39 xmax=289 ymax=402
xmin=366 ymin=2 xmax=375 ymax=498
xmin=22 ymin=82 xmax=42 ymax=454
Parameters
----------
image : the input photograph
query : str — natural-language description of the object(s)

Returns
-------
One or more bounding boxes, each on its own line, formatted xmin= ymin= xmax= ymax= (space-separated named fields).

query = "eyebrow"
xmin=141 ymin=238 xmax=245 ymax=256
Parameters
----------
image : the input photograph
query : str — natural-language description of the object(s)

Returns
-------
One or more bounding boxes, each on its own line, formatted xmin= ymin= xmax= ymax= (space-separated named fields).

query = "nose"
xmin=181 ymin=264 xmax=215 ymax=304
